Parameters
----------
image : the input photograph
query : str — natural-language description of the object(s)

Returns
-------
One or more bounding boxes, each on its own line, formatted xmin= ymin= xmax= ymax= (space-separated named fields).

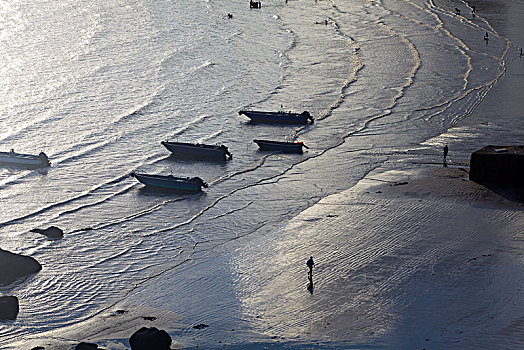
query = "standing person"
xmin=443 ymin=145 xmax=449 ymax=167
xmin=307 ymin=256 xmax=315 ymax=279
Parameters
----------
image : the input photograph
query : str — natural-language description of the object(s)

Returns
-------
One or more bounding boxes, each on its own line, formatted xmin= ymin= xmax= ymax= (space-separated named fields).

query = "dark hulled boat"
xmin=253 ymin=139 xmax=307 ymax=154
xmin=131 ymin=173 xmax=208 ymax=192
xmin=161 ymin=141 xmax=232 ymax=161
xmin=239 ymin=110 xmax=314 ymax=125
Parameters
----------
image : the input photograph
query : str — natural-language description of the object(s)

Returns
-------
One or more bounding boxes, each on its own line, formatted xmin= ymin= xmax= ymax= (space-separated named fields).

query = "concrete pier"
xmin=469 ymin=145 xmax=524 ymax=186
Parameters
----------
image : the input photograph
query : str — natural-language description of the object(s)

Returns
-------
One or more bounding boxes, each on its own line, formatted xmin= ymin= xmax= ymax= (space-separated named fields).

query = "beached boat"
xmin=0 ymin=149 xmax=50 ymax=167
xmin=254 ymin=139 xmax=307 ymax=154
xmin=239 ymin=110 xmax=314 ymax=125
xmin=161 ymin=141 xmax=232 ymax=161
xmin=131 ymin=172 xmax=208 ymax=192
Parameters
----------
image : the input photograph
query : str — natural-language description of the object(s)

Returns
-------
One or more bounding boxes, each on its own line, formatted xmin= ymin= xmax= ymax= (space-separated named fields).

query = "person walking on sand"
xmin=307 ymin=256 xmax=315 ymax=279
xmin=443 ymin=144 xmax=449 ymax=167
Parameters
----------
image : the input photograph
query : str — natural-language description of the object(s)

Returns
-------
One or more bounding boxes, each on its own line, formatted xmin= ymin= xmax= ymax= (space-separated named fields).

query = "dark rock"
xmin=0 ymin=296 xmax=19 ymax=320
xmin=0 ymin=249 xmax=42 ymax=286
xmin=470 ymin=145 xmax=524 ymax=186
xmin=30 ymin=226 xmax=64 ymax=239
xmin=193 ymin=323 xmax=209 ymax=330
xmin=75 ymin=343 xmax=99 ymax=350
xmin=31 ymin=347 xmax=45 ymax=350
xmin=142 ymin=316 xmax=156 ymax=321
xmin=129 ymin=327 xmax=171 ymax=350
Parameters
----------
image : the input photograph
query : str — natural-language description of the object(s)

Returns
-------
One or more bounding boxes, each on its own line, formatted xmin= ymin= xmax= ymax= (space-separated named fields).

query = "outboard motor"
xmin=302 ymin=111 xmax=314 ymax=123
xmin=191 ymin=177 xmax=208 ymax=188
xmin=39 ymin=152 xmax=51 ymax=166
xmin=220 ymin=145 xmax=233 ymax=159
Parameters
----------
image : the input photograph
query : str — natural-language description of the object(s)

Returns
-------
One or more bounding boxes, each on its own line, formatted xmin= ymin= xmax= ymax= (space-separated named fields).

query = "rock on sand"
xmin=129 ymin=327 xmax=172 ymax=350
xmin=0 ymin=248 xmax=42 ymax=286
xmin=30 ymin=226 xmax=64 ymax=239
xmin=0 ymin=296 xmax=19 ymax=320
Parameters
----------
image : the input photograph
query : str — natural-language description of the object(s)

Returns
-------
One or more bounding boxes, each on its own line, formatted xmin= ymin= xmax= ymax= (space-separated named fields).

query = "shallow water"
xmin=0 ymin=0 xmax=522 ymax=347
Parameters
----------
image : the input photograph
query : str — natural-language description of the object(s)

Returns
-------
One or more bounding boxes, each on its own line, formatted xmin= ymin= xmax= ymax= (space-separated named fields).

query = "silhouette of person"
xmin=280 ymin=104 xmax=283 ymax=113
xmin=443 ymin=145 xmax=448 ymax=167
xmin=307 ymin=256 xmax=315 ymax=279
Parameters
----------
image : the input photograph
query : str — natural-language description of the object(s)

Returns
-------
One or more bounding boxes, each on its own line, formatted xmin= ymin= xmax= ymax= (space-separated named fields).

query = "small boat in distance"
xmin=0 ymin=149 xmax=50 ymax=168
xmin=254 ymin=139 xmax=308 ymax=154
xmin=161 ymin=141 xmax=232 ymax=161
xmin=239 ymin=109 xmax=314 ymax=125
xmin=131 ymin=172 xmax=208 ymax=192
xmin=250 ymin=0 xmax=261 ymax=8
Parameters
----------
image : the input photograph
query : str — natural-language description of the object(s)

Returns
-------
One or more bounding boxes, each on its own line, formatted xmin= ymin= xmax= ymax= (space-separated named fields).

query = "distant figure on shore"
xmin=455 ymin=8 xmax=461 ymax=15
xmin=484 ymin=32 xmax=489 ymax=42
xmin=228 ymin=13 xmax=233 ymax=19
xmin=443 ymin=145 xmax=449 ymax=167
xmin=471 ymin=5 xmax=476 ymax=15
xmin=280 ymin=104 xmax=283 ymax=113
xmin=307 ymin=256 xmax=315 ymax=279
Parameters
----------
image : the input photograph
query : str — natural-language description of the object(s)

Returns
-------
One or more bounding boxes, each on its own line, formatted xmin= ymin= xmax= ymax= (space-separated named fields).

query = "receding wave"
xmin=169 ymin=114 xmax=213 ymax=137
xmin=188 ymin=60 xmax=216 ymax=74
xmin=0 ymin=172 xmax=132 ymax=229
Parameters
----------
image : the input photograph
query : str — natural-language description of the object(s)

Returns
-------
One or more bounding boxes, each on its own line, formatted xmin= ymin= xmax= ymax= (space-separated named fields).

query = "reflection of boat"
xmin=161 ymin=141 xmax=232 ymax=161
xmin=254 ymin=139 xmax=307 ymax=154
xmin=131 ymin=172 xmax=208 ymax=192
xmin=0 ymin=149 xmax=50 ymax=167
xmin=239 ymin=110 xmax=314 ymax=124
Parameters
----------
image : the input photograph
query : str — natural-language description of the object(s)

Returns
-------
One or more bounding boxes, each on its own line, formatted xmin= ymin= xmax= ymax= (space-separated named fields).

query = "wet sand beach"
xmin=13 ymin=161 xmax=522 ymax=350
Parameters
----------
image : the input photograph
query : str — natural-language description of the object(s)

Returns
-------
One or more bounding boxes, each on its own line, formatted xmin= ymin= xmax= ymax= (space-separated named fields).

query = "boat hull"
xmin=254 ymin=140 xmax=305 ymax=154
xmin=161 ymin=141 xmax=231 ymax=161
xmin=0 ymin=151 xmax=50 ymax=168
xmin=239 ymin=110 xmax=313 ymax=125
xmin=131 ymin=173 xmax=207 ymax=192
